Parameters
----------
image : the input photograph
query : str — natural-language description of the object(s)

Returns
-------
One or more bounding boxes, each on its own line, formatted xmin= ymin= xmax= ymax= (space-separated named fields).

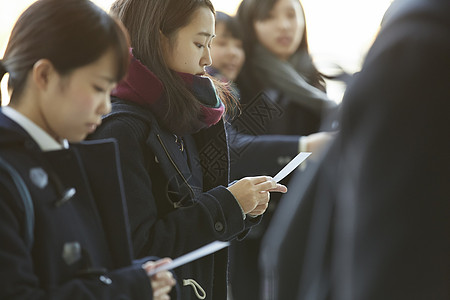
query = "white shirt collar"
xmin=2 ymin=106 xmax=69 ymax=151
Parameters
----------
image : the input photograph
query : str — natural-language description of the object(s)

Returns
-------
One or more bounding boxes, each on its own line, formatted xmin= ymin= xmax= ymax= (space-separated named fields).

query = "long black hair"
xmin=111 ymin=0 xmax=237 ymax=129
xmin=236 ymin=0 xmax=325 ymax=91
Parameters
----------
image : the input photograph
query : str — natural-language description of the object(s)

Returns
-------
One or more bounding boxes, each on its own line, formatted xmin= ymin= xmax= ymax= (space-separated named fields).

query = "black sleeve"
xmin=332 ymin=4 xmax=450 ymax=298
xmin=0 ymin=176 xmax=154 ymax=300
xmin=91 ymin=116 xmax=251 ymax=260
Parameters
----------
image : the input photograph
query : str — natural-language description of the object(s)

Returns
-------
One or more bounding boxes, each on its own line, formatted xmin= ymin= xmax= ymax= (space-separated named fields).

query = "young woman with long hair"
xmin=89 ymin=0 xmax=287 ymax=299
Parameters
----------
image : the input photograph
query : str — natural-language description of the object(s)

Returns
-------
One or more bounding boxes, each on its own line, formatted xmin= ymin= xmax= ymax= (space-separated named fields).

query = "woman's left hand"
xmin=142 ymin=258 xmax=176 ymax=300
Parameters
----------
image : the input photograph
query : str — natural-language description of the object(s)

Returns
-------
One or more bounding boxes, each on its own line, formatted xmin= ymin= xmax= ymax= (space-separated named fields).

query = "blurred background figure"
xmin=261 ymin=0 xmax=450 ymax=299
xmin=208 ymin=11 xmax=245 ymax=85
xmin=236 ymin=0 xmax=337 ymax=136
xmin=225 ymin=0 xmax=339 ymax=299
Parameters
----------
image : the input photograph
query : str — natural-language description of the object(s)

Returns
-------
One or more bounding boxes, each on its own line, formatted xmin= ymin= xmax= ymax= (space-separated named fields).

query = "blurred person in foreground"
xmin=261 ymin=0 xmax=450 ymax=299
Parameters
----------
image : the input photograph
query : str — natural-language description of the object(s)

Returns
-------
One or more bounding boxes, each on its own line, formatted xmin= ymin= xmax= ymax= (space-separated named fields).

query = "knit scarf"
xmin=251 ymin=44 xmax=336 ymax=115
xmin=112 ymin=54 xmax=225 ymax=135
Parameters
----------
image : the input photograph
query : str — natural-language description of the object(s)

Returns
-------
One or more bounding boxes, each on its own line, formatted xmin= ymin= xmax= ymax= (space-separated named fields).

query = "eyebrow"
xmin=197 ymin=32 xmax=216 ymax=38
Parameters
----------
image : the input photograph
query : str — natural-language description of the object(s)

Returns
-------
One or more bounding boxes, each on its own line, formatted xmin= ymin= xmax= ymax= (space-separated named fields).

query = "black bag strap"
xmin=0 ymin=156 xmax=35 ymax=250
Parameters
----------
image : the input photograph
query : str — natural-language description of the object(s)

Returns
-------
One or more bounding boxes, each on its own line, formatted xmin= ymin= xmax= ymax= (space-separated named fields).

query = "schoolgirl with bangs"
xmin=0 ymin=0 xmax=175 ymax=299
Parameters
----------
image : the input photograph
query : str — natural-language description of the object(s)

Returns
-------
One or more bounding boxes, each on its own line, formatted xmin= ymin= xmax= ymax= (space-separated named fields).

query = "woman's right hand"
xmin=227 ymin=176 xmax=287 ymax=216
xmin=142 ymin=258 xmax=176 ymax=300
xmin=302 ymin=131 xmax=337 ymax=160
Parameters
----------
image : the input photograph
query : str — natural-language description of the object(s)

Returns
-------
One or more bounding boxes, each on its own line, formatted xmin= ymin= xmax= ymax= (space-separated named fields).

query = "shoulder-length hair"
xmin=0 ymin=0 xmax=130 ymax=105
xmin=110 ymin=0 xmax=236 ymax=129
xmin=236 ymin=0 xmax=325 ymax=91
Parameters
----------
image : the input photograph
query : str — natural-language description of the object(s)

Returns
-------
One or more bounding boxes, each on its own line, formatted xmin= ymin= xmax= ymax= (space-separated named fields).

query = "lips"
xmin=221 ymin=61 xmax=240 ymax=71
xmin=276 ymin=36 xmax=293 ymax=46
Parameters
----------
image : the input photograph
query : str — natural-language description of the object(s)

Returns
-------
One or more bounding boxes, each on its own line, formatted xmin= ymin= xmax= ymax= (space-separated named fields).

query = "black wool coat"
xmin=261 ymin=0 xmax=450 ymax=299
xmin=89 ymin=98 xmax=260 ymax=300
xmin=236 ymin=68 xmax=327 ymax=137
xmin=0 ymin=111 xmax=154 ymax=299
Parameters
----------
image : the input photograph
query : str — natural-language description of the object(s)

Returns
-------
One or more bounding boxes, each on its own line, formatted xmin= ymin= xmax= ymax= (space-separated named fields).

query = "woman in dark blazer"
xmin=208 ymin=11 xmax=309 ymax=181
xmin=89 ymin=0 xmax=287 ymax=299
xmin=0 ymin=0 xmax=175 ymax=299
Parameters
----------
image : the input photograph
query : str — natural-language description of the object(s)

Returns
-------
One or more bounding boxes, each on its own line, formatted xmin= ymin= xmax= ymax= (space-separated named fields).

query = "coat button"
xmin=214 ymin=222 xmax=224 ymax=232
xmin=62 ymin=242 xmax=81 ymax=265
xmin=99 ymin=275 xmax=112 ymax=285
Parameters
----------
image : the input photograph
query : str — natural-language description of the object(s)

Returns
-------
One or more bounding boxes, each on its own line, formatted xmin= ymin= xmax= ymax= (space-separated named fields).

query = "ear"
xmin=32 ymin=59 xmax=57 ymax=91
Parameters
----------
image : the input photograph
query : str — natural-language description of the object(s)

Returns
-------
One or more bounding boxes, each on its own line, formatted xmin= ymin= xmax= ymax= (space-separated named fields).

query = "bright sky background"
xmin=1 ymin=0 xmax=392 ymax=104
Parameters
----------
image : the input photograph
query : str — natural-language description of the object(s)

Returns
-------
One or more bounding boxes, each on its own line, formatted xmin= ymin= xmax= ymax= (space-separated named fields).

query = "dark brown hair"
xmin=215 ymin=11 xmax=243 ymax=41
xmin=0 ymin=0 xmax=130 ymax=105
xmin=110 ymin=0 xmax=236 ymax=129
xmin=237 ymin=0 xmax=325 ymax=91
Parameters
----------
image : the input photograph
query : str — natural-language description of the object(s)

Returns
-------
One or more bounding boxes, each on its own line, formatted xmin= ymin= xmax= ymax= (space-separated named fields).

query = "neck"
xmin=12 ymin=92 xmax=62 ymax=143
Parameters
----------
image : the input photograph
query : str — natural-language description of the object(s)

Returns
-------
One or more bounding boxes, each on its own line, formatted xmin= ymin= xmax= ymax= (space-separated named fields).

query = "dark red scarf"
xmin=112 ymin=54 xmax=225 ymax=135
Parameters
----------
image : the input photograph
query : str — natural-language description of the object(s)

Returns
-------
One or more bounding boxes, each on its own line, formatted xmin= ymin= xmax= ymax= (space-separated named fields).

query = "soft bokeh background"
xmin=1 ymin=0 xmax=393 ymax=105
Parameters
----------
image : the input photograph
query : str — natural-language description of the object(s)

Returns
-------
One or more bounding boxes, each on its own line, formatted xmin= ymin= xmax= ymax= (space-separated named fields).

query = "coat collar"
xmin=1 ymin=106 xmax=68 ymax=151
xmin=104 ymin=98 xmax=230 ymax=191
xmin=0 ymin=111 xmax=38 ymax=147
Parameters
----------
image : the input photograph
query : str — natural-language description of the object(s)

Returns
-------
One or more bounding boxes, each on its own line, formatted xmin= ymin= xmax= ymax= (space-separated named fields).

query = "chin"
xmin=68 ymin=135 xmax=86 ymax=143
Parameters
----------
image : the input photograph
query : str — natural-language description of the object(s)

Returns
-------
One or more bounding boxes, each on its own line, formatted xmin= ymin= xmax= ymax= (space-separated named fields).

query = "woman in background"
xmin=236 ymin=0 xmax=337 ymax=136
xmin=207 ymin=11 xmax=246 ymax=89
xmin=208 ymin=11 xmax=333 ymax=180
xmin=0 ymin=0 xmax=175 ymax=299
xmin=228 ymin=0 xmax=338 ymax=298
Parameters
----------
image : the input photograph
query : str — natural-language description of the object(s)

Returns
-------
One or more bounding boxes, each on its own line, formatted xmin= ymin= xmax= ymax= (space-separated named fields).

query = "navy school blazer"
xmin=0 ymin=111 xmax=158 ymax=299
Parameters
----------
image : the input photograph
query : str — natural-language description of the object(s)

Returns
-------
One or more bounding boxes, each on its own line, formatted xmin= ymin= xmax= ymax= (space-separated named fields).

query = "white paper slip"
xmin=148 ymin=241 xmax=230 ymax=276
xmin=273 ymin=152 xmax=311 ymax=183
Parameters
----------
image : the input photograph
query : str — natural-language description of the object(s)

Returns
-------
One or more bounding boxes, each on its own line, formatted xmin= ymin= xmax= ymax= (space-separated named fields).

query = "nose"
xmin=98 ymin=94 xmax=112 ymax=116
xmin=277 ymin=16 xmax=290 ymax=30
xmin=229 ymin=45 xmax=241 ymax=58
xmin=201 ymin=47 xmax=212 ymax=68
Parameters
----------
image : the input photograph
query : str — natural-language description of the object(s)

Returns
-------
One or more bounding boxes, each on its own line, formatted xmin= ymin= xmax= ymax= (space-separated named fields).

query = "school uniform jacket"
xmin=0 ymin=111 xmax=154 ymax=299
xmin=89 ymin=98 xmax=260 ymax=300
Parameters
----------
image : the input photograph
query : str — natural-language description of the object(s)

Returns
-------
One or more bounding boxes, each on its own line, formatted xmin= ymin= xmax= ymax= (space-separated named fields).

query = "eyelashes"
xmin=93 ymin=85 xmax=106 ymax=93
xmin=195 ymin=42 xmax=212 ymax=49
